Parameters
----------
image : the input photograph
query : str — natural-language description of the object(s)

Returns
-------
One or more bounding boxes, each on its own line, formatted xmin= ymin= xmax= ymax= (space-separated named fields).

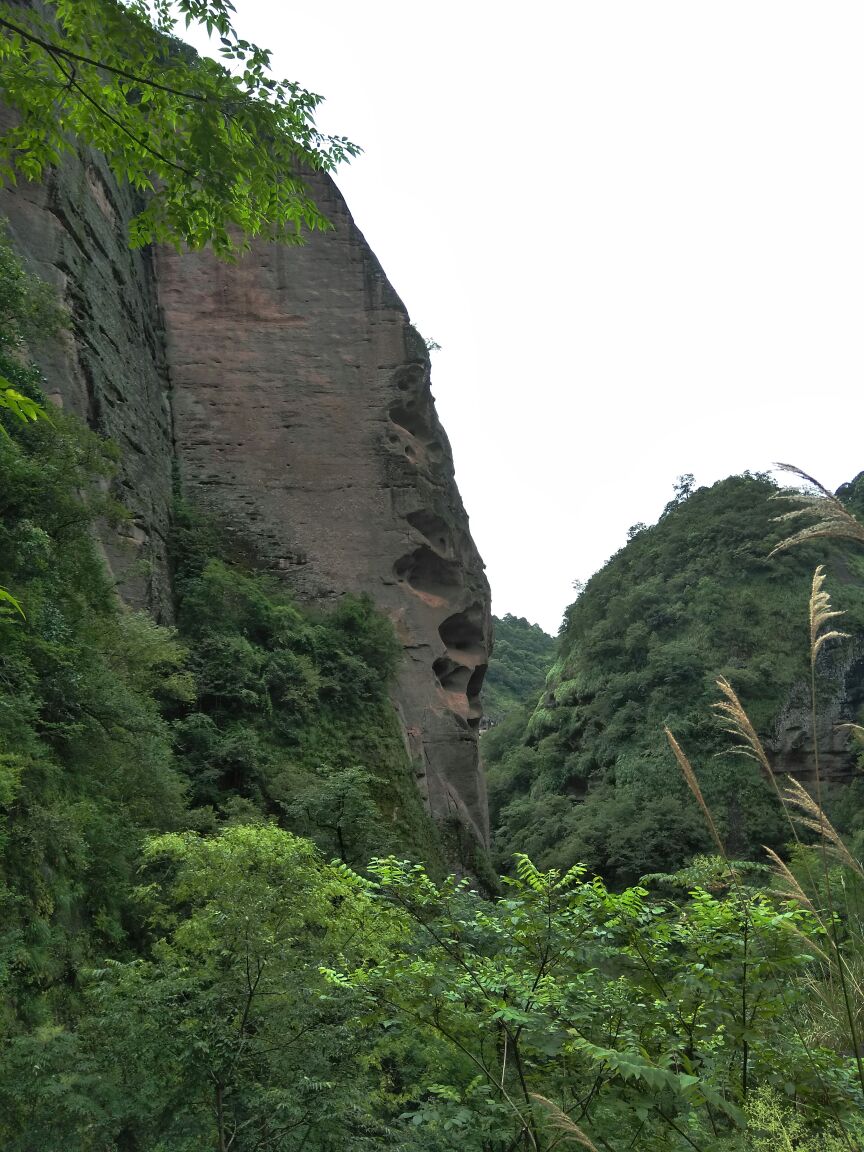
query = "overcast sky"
xmin=188 ymin=2 xmax=864 ymax=634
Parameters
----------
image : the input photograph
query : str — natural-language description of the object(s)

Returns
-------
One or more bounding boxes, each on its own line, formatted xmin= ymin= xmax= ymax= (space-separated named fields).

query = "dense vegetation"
xmin=482 ymin=614 xmax=556 ymax=723
xmin=0 ymin=228 xmax=443 ymax=1141
xmin=0 ymin=395 xmax=441 ymax=1031
xmin=1 ymin=237 xmax=864 ymax=1149
xmin=3 ymin=6 xmax=863 ymax=1145
xmin=485 ymin=474 xmax=864 ymax=884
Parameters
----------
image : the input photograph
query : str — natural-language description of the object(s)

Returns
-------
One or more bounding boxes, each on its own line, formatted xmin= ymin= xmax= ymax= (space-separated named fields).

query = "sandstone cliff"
xmin=1 ymin=150 xmax=491 ymax=845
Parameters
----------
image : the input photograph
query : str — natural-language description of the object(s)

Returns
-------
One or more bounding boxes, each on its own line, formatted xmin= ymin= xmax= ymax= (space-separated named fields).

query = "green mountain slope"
xmin=483 ymin=613 xmax=556 ymax=722
xmin=485 ymin=473 xmax=864 ymax=883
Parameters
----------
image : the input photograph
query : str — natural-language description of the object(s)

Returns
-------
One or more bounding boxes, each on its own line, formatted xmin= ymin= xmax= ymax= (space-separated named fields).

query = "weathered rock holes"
xmin=405 ymin=510 xmax=452 ymax=554
xmin=389 ymin=402 xmax=432 ymax=442
xmin=393 ymin=365 xmax=425 ymax=394
xmin=466 ymin=663 xmax=487 ymax=702
xmin=394 ymin=546 xmax=462 ymax=597
xmin=433 ymin=656 xmax=472 ymax=693
xmin=438 ymin=602 xmax=486 ymax=653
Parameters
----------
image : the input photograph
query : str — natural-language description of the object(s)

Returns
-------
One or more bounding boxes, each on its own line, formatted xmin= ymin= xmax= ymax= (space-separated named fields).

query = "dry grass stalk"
xmin=665 ymin=727 xmax=725 ymax=857
xmin=530 ymin=1095 xmax=599 ymax=1152
xmin=713 ymin=676 xmax=773 ymax=781
xmin=783 ymin=779 xmax=864 ymax=881
xmin=763 ymin=845 xmax=818 ymax=913
xmin=809 ymin=566 xmax=849 ymax=660
xmin=712 ymin=682 xmax=824 ymax=913
xmin=779 ymin=917 xmax=832 ymax=965
xmin=762 ymin=849 xmax=831 ymax=962
xmin=769 ymin=464 xmax=864 ymax=557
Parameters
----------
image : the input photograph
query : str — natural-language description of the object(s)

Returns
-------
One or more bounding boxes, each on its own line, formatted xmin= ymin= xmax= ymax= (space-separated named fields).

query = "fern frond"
xmin=513 ymin=854 xmax=546 ymax=893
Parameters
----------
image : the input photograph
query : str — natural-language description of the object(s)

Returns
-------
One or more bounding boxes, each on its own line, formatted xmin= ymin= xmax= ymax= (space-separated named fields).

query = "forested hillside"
xmin=483 ymin=613 xmax=556 ymax=722
xmin=486 ymin=473 xmax=864 ymax=883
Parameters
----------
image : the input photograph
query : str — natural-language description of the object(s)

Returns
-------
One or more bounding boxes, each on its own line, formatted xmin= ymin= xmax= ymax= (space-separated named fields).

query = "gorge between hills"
xmin=1 ymin=25 xmax=864 ymax=1147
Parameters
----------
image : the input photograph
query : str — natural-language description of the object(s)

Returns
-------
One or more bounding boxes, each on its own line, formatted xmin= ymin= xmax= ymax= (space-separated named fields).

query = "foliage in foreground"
xmin=3 ymin=825 xmax=862 ymax=1151
xmin=0 ymin=0 xmax=360 ymax=253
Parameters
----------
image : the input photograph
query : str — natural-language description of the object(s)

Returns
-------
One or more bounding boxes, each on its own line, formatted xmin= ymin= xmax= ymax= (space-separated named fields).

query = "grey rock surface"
xmin=158 ymin=171 xmax=490 ymax=843
xmin=2 ymin=153 xmax=491 ymax=844
xmin=0 ymin=137 xmax=174 ymax=618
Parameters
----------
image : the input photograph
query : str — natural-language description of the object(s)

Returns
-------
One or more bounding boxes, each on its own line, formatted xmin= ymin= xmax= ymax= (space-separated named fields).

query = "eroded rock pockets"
xmin=394 ymin=545 xmax=462 ymax=600
xmin=385 ymin=368 xmax=447 ymax=467
xmin=432 ymin=656 xmax=472 ymax=694
xmin=435 ymin=602 xmax=488 ymax=727
xmin=405 ymin=510 xmax=452 ymax=556
xmin=439 ymin=602 xmax=486 ymax=656
xmin=382 ymin=355 xmax=491 ymax=837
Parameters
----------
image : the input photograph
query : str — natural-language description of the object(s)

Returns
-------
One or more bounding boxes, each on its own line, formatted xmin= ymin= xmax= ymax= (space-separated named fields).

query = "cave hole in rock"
xmin=432 ymin=656 xmax=472 ymax=693
xmin=393 ymin=546 xmax=463 ymax=597
xmin=393 ymin=365 xmax=425 ymax=394
xmin=405 ymin=510 xmax=452 ymax=554
xmin=438 ymin=602 xmax=486 ymax=653
xmin=389 ymin=401 xmax=432 ymax=442
xmin=466 ymin=663 xmax=487 ymax=702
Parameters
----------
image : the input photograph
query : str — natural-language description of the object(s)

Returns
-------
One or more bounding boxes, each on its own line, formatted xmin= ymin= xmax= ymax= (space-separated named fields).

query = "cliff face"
xmin=158 ymin=172 xmax=491 ymax=843
xmin=1 ymin=152 xmax=491 ymax=845
xmin=771 ymin=645 xmax=864 ymax=784
xmin=0 ymin=131 xmax=174 ymax=618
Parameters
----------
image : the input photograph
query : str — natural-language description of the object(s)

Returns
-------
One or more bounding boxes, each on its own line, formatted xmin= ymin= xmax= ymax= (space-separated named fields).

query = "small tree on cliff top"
xmin=0 ymin=0 xmax=359 ymax=254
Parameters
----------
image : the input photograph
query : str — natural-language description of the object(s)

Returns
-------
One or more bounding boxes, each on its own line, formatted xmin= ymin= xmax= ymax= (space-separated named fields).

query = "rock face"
xmin=770 ymin=643 xmax=864 ymax=784
xmin=2 ymin=152 xmax=491 ymax=845
xmin=158 ymin=173 xmax=491 ymax=843
xmin=0 ymin=134 xmax=174 ymax=618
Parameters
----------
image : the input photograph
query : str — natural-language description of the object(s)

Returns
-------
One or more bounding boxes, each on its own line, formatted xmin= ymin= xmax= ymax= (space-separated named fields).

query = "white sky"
xmin=187 ymin=2 xmax=864 ymax=635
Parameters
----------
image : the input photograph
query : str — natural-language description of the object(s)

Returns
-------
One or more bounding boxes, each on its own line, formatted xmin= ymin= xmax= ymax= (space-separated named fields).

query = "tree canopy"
xmin=482 ymin=614 xmax=556 ymax=723
xmin=0 ymin=0 xmax=359 ymax=254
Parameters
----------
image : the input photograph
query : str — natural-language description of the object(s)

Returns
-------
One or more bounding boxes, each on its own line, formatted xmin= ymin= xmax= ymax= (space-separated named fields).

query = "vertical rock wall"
xmin=157 ymin=172 xmax=491 ymax=843
xmin=771 ymin=643 xmax=864 ymax=783
xmin=0 ymin=138 xmax=174 ymax=618
xmin=2 ymin=152 xmax=491 ymax=845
